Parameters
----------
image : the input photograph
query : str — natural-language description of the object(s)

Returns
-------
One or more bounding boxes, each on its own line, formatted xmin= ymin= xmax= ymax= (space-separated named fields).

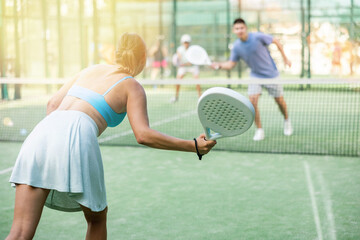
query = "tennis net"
xmin=1 ymin=77 xmax=359 ymax=157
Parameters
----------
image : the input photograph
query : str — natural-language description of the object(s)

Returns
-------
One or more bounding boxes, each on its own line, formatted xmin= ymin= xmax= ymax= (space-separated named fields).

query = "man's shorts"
xmin=248 ymin=83 xmax=283 ymax=98
xmin=177 ymin=66 xmax=199 ymax=77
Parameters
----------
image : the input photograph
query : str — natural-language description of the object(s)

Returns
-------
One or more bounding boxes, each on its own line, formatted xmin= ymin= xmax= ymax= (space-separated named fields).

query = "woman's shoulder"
xmin=77 ymin=64 xmax=129 ymax=84
xmin=87 ymin=63 xmax=120 ymax=70
xmin=120 ymin=76 xmax=145 ymax=98
xmin=78 ymin=64 xmax=107 ymax=74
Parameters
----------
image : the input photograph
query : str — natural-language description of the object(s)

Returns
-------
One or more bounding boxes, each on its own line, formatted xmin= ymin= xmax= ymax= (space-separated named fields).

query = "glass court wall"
xmin=1 ymin=0 xmax=359 ymax=92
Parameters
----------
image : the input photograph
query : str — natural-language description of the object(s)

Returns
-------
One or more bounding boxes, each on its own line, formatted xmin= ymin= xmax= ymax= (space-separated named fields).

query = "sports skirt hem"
xmin=9 ymin=110 xmax=107 ymax=212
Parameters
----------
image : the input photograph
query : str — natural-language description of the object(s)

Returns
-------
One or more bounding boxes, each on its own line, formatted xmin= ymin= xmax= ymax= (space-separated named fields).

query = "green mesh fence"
xmin=0 ymin=78 xmax=359 ymax=156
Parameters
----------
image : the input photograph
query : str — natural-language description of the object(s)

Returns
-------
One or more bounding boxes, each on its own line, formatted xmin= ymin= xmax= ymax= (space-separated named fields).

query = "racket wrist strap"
xmin=193 ymin=138 xmax=203 ymax=160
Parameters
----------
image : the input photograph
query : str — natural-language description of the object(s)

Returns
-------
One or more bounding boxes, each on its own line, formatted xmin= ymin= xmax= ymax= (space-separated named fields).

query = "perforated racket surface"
xmin=198 ymin=87 xmax=255 ymax=140
xmin=185 ymin=45 xmax=212 ymax=65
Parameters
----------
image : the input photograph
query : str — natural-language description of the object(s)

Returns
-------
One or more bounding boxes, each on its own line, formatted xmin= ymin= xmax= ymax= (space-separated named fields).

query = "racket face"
xmin=185 ymin=45 xmax=212 ymax=65
xmin=198 ymin=87 xmax=255 ymax=140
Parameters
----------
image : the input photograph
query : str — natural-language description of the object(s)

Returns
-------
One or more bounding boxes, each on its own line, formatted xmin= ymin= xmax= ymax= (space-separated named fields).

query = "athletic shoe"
xmin=284 ymin=119 xmax=293 ymax=136
xmin=170 ymin=97 xmax=178 ymax=103
xmin=253 ymin=128 xmax=265 ymax=141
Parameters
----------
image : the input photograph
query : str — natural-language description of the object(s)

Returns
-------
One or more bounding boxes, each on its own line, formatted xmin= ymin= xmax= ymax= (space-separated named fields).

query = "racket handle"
xmin=204 ymin=127 xmax=222 ymax=140
xmin=204 ymin=127 xmax=211 ymax=140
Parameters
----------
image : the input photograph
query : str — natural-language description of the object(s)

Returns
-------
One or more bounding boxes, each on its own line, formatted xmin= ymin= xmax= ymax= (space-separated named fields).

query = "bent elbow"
xmin=47 ymin=100 xmax=55 ymax=109
xmin=46 ymin=99 xmax=58 ymax=114
xmin=136 ymin=135 xmax=146 ymax=145
xmin=135 ymin=131 xmax=149 ymax=146
xmin=134 ymin=128 xmax=154 ymax=146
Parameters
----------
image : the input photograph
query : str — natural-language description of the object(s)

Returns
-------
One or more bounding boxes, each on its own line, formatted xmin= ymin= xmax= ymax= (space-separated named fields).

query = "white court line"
xmin=99 ymin=110 xmax=197 ymax=143
xmin=0 ymin=167 xmax=13 ymax=175
xmin=317 ymin=170 xmax=337 ymax=240
xmin=304 ymin=161 xmax=323 ymax=240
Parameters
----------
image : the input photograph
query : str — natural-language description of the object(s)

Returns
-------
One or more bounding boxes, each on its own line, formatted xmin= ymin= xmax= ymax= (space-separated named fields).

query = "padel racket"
xmin=198 ymin=87 xmax=255 ymax=140
xmin=185 ymin=45 xmax=212 ymax=66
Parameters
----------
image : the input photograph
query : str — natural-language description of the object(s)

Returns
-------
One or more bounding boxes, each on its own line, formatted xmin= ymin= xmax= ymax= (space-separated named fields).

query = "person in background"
xmin=171 ymin=34 xmax=201 ymax=103
xmin=212 ymin=18 xmax=293 ymax=141
xmin=148 ymin=36 xmax=168 ymax=81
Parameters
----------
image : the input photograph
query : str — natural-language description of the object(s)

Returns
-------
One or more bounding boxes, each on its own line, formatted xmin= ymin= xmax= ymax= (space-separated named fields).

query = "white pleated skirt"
xmin=9 ymin=110 xmax=107 ymax=212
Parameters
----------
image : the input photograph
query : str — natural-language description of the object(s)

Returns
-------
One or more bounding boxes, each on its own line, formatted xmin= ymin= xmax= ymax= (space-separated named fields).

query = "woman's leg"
xmin=81 ymin=205 xmax=108 ymax=240
xmin=6 ymin=184 xmax=50 ymax=240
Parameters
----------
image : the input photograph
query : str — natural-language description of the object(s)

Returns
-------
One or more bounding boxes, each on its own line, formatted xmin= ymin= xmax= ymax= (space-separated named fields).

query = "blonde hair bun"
xmin=115 ymin=33 xmax=146 ymax=77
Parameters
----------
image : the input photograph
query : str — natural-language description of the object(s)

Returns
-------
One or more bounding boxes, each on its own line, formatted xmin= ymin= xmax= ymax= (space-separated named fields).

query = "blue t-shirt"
xmin=230 ymin=32 xmax=279 ymax=78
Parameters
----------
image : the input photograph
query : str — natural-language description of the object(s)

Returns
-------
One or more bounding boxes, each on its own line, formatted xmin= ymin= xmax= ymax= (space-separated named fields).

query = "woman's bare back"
xmin=58 ymin=64 xmax=131 ymax=135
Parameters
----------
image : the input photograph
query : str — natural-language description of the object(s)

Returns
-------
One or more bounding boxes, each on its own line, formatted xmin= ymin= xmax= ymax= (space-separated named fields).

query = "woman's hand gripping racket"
xmin=185 ymin=45 xmax=214 ymax=66
xmin=198 ymin=87 xmax=255 ymax=140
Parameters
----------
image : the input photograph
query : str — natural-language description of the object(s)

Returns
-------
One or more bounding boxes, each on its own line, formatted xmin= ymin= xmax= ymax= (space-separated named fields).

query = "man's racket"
xmin=198 ymin=87 xmax=255 ymax=140
xmin=185 ymin=45 xmax=212 ymax=65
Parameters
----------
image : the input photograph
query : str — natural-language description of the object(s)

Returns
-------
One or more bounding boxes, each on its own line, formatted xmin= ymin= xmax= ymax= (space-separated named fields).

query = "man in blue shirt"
xmin=212 ymin=18 xmax=293 ymax=141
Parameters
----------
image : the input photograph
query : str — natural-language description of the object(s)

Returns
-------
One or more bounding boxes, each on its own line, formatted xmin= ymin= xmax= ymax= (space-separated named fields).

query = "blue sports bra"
xmin=67 ymin=76 xmax=133 ymax=127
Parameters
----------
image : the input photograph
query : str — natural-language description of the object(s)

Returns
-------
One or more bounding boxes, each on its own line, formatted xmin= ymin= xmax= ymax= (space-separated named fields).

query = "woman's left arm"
xmin=125 ymin=79 xmax=216 ymax=155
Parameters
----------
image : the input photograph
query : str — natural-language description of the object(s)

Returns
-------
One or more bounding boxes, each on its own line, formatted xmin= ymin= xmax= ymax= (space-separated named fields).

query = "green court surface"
xmin=1 ymin=142 xmax=359 ymax=240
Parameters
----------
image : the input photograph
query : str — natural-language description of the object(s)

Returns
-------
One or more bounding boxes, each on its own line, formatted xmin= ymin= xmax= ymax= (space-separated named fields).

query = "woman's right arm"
xmin=125 ymin=79 xmax=216 ymax=155
xmin=46 ymin=72 xmax=80 ymax=115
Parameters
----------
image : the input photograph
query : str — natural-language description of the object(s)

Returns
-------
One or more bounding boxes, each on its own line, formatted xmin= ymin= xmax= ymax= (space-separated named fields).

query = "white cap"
xmin=181 ymin=34 xmax=191 ymax=43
